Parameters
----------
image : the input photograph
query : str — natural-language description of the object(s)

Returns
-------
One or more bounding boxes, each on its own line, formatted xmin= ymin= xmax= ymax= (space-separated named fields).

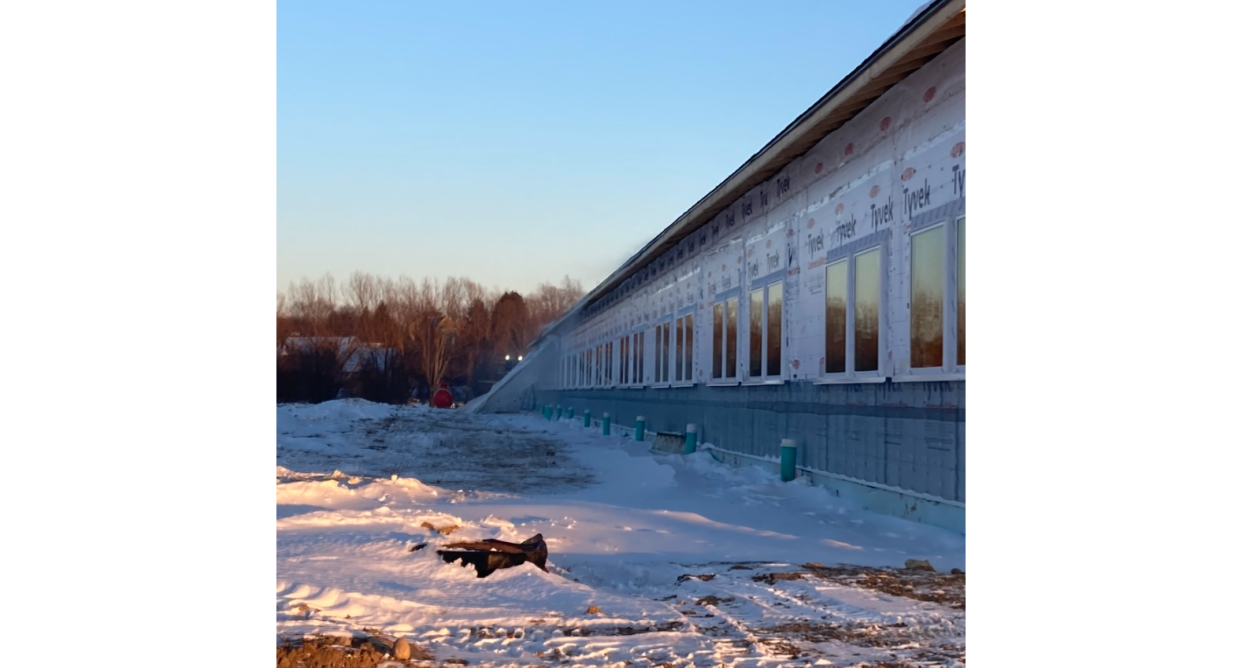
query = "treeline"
xmin=277 ymin=272 xmax=584 ymax=404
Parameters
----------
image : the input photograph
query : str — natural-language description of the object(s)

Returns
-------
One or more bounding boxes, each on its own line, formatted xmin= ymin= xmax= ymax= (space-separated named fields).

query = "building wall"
xmin=536 ymin=380 xmax=963 ymax=504
xmin=529 ymin=39 xmax=966 ymax=511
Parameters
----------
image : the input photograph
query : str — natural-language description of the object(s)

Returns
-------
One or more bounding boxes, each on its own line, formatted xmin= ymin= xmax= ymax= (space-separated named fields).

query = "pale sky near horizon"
xmin=278 ymin=0 xmax=931 ymax=297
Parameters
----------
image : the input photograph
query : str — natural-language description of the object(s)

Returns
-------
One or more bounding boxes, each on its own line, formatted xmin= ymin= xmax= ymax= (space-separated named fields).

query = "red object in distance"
xmin=432 ymin=382 xmax=454 ymax=409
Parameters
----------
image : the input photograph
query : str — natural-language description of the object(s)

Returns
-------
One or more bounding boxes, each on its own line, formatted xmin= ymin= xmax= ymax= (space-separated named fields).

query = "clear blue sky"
xmin=278 ymin=0 xmax=931 ymax=296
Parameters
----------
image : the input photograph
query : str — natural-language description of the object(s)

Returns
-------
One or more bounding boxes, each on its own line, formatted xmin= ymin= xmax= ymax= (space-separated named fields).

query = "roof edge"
xmin=536 ymin=0 xmax=965 ymax=345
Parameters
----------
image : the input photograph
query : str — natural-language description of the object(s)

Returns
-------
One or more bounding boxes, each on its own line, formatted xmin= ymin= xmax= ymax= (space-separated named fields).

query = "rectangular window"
xmin=605 ymin=341 xmax=613 ymax=385
xmin=621 ymin=336 xmax=629 ymax=385
xmin=767 ymin=282 xmax=782 ymax=375
xmin=656 ymin=324 xmax=665 ymax=383
xmin=595 ymin=345 xmax=603 ymax=386
xmin=637 ymin=330 xmax=645 ymax=384
xmin=652 ymin=327 xmax=660 ymax=383
xmin=854 ymin=249 xmax=879 ymax=373
xmin=748 ymin=282 xmax=784 ymax=379
xmin=825 ymin=259 xmax=847 ymax=373
xmin=908 ymin=218 xmax=964 ymax=373
xmin=911 ymin=226 xmax=944 ymax=368
xmin=749 ymin=289 xmax=763 ymax=378
xmin=586 ymin=348 xmax=594 ymax=387
xmin=822 ymin=245 xmax=884 ymax=379
xmin=674 ymin=316 xmax=685 ymax=382
xmin=631 ymin=332 xmax=639 ymax=384
xmin=683 ymin=313 xmax=693 ymax=382
xmin=712 ymin=303 xmax=723 ymax=379
xmin=660 ymin=322 xmax=670 ymax=382
xmin=725 ymin=297 xmax=738 ymax=379
xmin=957 ymin=217 xmax=965 ymax=367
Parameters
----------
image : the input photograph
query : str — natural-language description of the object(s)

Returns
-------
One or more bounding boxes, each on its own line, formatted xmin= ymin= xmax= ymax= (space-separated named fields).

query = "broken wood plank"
xmin=436 ymin=533 xmax=549 ymax=578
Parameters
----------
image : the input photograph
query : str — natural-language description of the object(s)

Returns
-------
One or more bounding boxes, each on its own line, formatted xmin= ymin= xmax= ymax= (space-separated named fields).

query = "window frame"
xmin=670 ymin=305 xmax=696 ymax=387
xmin=897 ymin=203 xmax=965 ymax=382
xmin=651 ymin=316 xmax=674 ymax=387
xmin=743 ymin=272 xmax=786 ymax=384
xmin=708 ymin=287 xmax=742 ymax=386
xmin=813 ymin=231 xmax=889 ymax=385
xmin=634 ymin=328 xmax=646 ymax=387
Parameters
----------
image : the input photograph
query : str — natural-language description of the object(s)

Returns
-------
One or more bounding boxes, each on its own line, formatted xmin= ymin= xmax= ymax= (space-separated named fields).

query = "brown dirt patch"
xmin=801 ymin=563 xmax=965 ymax=610
xmin=759 ymin=621 xmax=911 ymax=648
xmin=751 ymin=571 xmax=805 ymax=585
xmin=419 ymin=521 xmax=460 ymax=536
xmin=276 ymin=635 xmax=434 ymax=667
xmin=755 ymin=620 xmax=964 ymax=664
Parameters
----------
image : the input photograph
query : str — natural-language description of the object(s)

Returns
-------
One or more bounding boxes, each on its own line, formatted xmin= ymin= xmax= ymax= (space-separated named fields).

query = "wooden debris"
xmin=436 ymin=533 xmax=549 ymax=578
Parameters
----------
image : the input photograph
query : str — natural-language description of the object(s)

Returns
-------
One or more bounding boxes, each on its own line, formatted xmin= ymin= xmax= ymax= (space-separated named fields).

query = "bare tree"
xmin=405 ymin=277 xmax=463 ymax=390
xmin=286 ymin=274 xmax=340 ymax=334
xmin=277 ymin=293 xmax=292 ymax=349
xmin=276 ymin=269 xmax=585 ymax=403
xmin=279 ymin=273 xmax=358 ymax=400
xmin=346 ymin=271 xmax=381 ymax=316
xmin=526 ymin=275 xmax=585 ymax=327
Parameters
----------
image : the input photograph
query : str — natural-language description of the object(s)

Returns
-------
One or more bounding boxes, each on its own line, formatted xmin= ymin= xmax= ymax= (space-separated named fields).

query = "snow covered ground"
xmin=277 ymin=400 xmax=966 ymax=667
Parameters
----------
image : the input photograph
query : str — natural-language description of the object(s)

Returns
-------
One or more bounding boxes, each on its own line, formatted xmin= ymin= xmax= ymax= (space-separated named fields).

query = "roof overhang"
xmin=536 ymin=0 xmax=965 ymax=345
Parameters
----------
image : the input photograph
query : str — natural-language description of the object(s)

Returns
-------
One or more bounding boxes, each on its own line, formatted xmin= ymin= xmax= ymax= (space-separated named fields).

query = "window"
xmin=712 ymin=303 xmax=723 ymax=379
xmin=957 ymin=218 xmax=965 ymax=367
xmin=911 ymin=227 xmax=943 ymax=368
xmin=910 ymin=217 xmax=964 ymax=372
xmin=712 ymin=297 xmax=739 ymax=380
xmin=825 ymin=260 xmax=847 ymax=373
xmin=675 ymin=317 xmax=684 ymax=382
xmin=684 ymin=314 xmax=694 ymax=381
xmin=674 ymin=313 xmax=693 ymax=382
xmin=654 ymin=322 xmax=673 ymax=384
xmin=855 ymin=250 xmax=879 ymax=373
xmin=629 ymin=332 xmax=637 ymax=385
xmin=653 ymin=325 xmax=662 ymax=383
xmin=749 ymin=289 xmax=762 ymax=377
xmin=620 ymin=336 xmax=629 ymax=385
xmin=726 ymin=298 xmax=738 ymax=378
xmin=748 ymin=282 xmax=783 ymax=379
xmin=605 ymin=341 xmax=613 ymax=385
xmin=665 ymin=323 xmax=672 ymax=383
xmin=635 ymin=330 xmax=645 ymax=385
xmin=822 ymin=245 xmax=884 ymax=379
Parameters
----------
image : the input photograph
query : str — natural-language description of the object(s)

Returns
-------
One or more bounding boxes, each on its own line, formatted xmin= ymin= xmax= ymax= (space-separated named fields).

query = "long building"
xmin=474 ymin=0 xmax=967 ymax=533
